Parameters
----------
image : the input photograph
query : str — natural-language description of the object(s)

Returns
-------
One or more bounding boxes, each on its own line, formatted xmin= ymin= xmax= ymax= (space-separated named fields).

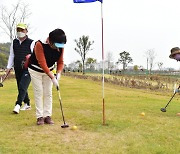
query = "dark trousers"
xmin=14 ymin=69 xmax=31 ymax=106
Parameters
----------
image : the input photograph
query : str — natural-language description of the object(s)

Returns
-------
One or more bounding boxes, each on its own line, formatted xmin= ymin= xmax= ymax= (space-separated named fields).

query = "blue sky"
xmin=1 ymin=0 xmax=180 ymax=70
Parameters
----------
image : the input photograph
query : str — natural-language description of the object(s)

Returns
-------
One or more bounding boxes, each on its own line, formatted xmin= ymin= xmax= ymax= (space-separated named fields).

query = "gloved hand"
xmin=175 ymin=89 xmax=180 ymax=93
xmin=51 ymin=77 xmax=59 ymax=88
xmin=56 ymin=73 xmax=61 ymax=81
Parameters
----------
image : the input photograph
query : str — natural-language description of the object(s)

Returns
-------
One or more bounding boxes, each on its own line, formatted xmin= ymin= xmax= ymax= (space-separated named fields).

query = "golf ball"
xmin=71 ymin=125 xmax=77 ymax=130
xmin=176 ymin=113 xmax=180 ymax=116
xmin=140 ymin=112 xmax=145 ymax=116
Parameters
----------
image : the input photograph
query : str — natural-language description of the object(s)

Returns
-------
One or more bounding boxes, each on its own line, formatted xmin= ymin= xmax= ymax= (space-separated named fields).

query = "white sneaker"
xmin=20 ymin=104 xmax=31 ymax=110
xmin=13 ymin=104 xmax=20 ymax=114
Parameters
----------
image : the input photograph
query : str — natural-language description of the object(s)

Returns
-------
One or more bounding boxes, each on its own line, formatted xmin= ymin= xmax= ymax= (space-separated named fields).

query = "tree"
xmin=157 ymin=62 xmax=163 ymax=71
xmin=133 ymin=65 xmax=138 ymax=71
xmin=86 ymin=57 xmax=97 ymax=71
xmin=74 ymin=35 xmax=94 ymax=74
xmin=0 ymin=43 xmax=10 ymax=68
xmin=117 ymin=51 xmax=133 ymax=70
xmin=67 ymin=60 xmax=82 ymax=72
xmin=0 ymin=53 xmax=8 ymax=68
xmin=0 ymin=0 xmax=31 ymax=42
xmin=75 ymin=60 xmax=82 ymax=71
xmin=144 ymin=49 xmax=156 ymax=74
xmin=0 ymin=42 xmax=10 ymax=55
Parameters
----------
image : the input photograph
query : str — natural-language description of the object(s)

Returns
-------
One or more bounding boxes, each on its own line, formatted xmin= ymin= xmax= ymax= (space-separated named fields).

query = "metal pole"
xmin=101 ymin=2 xmax=105 ymax=125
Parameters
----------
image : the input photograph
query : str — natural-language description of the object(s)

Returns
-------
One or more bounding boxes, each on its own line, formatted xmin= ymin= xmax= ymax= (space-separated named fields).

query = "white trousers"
xmin=29 ymin=68 xmax=53 ymax=118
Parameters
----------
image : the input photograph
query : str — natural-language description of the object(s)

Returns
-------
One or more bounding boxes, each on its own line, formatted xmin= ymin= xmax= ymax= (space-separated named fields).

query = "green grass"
xmin=0 ymin=76 xmax=180 ymax=154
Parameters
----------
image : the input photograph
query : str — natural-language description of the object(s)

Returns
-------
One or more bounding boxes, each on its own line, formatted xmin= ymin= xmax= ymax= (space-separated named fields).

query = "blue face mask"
xmin=174 ymin=54 xmax=180 ymax=61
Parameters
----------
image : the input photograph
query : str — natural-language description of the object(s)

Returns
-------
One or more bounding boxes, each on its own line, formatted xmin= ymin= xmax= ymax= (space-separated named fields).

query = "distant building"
xmin=94 ymin=61 xmax=117 ymax=71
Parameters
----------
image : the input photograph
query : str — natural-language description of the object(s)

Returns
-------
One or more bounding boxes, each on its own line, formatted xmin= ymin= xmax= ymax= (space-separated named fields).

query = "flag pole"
xmin=101 ymin=2 xmax=105 ymax=125
xmin=73 ymin=0 xmax=105 ymax=125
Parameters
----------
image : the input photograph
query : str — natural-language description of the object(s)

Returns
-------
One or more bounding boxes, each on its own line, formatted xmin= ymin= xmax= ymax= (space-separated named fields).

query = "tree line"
xmin=0 ymin=43 xmax=10 ymax=69
xmin=0 ymin=1 xmax=163 ymax=73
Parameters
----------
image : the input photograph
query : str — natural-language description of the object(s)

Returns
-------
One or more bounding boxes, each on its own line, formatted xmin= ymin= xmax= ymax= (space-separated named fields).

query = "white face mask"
xmin=17 ymin=32 xmax=26 ymax=38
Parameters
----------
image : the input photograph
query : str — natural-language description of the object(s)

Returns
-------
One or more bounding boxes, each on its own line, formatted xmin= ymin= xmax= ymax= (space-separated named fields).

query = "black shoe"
xmin=37 ymin=117 xmax=44 ymax=125
xmin=44 ymin=116 xmax=54 ymax=125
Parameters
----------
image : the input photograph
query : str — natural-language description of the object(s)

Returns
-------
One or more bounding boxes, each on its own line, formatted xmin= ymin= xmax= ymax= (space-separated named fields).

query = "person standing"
xmin=6 ymin=23 xmax=35 ymax=114
xmin=169 ymin=47 xmax=180 ymax=116
xmin=28 ymin=28 xmax=66 ymax=125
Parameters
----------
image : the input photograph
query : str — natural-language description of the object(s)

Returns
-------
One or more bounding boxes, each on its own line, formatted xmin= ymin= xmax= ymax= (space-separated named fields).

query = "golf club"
xmin=160 ymin=85 xmax=180 ymax=112
xmin=56 ymin=86 xmax=69 ymax=128
xmin=0 ymin=69 xmax=11 ymax=87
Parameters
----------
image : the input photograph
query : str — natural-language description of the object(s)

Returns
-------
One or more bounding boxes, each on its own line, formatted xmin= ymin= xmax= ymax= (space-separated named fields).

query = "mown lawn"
xmin=0 ymin=76 xmax=179 ymax=154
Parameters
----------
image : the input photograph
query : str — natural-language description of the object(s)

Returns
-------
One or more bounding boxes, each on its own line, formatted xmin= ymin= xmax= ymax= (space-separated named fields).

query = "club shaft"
xmin=164 ymin=92 xmax=176 ymax=108
xmin=164 ymin=85 xmax=180 ymax=108
xmin=1 ymin=69 xmax=11 ymax=83
xmin=58 ymin=90 xmax=66 ymax=124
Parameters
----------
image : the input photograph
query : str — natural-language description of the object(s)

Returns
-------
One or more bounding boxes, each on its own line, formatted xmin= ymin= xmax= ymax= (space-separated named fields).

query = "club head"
xmin=160 ymin=108 xmax=166 ymax=112
xmin=0 ymin=83 xmax=3 ymax=87
xmin=61 ymin=123 xmax=69 ymax=128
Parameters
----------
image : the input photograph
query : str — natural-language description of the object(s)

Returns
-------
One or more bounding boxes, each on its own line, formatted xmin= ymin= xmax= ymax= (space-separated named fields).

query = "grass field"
xmin=0 ymin=76 xmax=180 ymax=154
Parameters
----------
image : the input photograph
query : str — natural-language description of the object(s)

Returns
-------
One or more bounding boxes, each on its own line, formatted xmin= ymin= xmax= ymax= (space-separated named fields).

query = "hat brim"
xmin=17 ymin=26 xmax=27 ymax=30
xmin=54 ymin=43 xmax=64 ymax=48
xmin=169 ymin=50 xmax=180 ymax=58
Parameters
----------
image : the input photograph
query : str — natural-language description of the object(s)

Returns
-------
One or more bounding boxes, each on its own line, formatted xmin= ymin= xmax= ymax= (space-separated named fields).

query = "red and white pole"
xmin=101 ymin=2 xmax=105 ymax=125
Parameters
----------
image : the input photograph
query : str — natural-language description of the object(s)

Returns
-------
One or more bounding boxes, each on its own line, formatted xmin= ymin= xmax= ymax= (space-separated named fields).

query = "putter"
xmin=0 ymin=69 xmax=11 ymax=87
xmin=160 ymin=85 xmax=180 ymax=112
xmin=57 ymin=86 xmax=69 ymax=128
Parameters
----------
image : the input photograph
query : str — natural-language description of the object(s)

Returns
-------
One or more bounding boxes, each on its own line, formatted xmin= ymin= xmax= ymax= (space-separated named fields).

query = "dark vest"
xmin=29 ymin=41 xmax=62 ymax=73
xmin=13 ymin=37 xmax=33 ymax=70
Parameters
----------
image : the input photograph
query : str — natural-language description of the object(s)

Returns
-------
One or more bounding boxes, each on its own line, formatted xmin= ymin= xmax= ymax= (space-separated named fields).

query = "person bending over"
xmin=28 ymin=28 xmax=66 ymax=125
